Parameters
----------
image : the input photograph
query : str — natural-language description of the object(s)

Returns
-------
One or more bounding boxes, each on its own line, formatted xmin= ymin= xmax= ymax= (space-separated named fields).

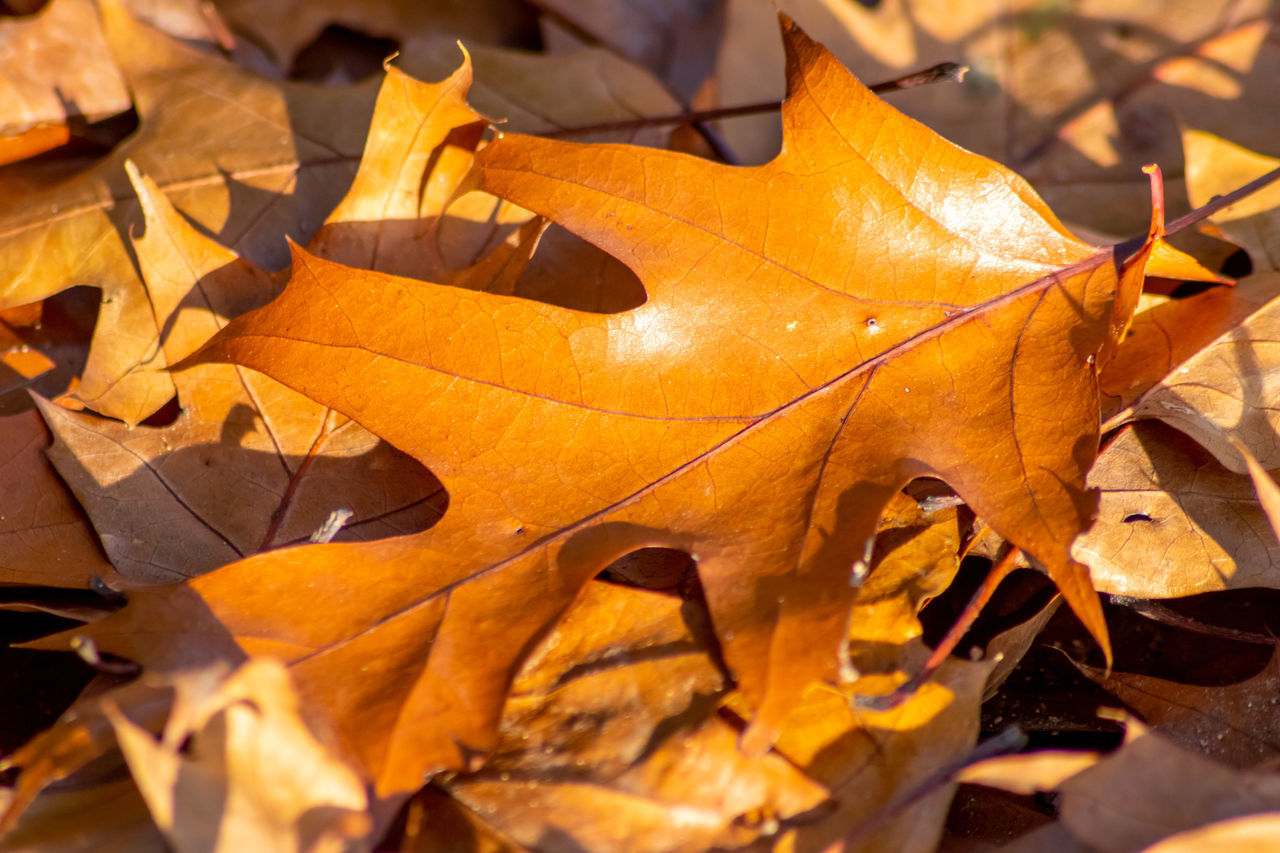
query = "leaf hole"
xmin=597 ymin=547 xmax=695 ymax=592
xmin=1123 ymin=513 xmax=1153 ymax=523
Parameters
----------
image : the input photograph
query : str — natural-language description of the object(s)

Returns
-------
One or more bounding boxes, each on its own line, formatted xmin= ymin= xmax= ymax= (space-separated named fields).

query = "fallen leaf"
xmin=1140 ymin=813 xmax=1280 ymax=853
xmin=449 ymin=714 xmax=826 ymax=853
xmin=848 ymin=490 xmax=964 ymax=675
xmin=1185 ymin=129 xmax=1280 ymax=271
xmin=1230 ymin=433 xmax=1280 ymax=545
xmin=0 ymin=775 xmax=164 ymax=853
xmin=1099 ymin=279 xmax=1269 ymax=418
xmin=1074 ymin=649 xmax=1280 ymax=768
xmin=0 ymin=0 xmax=379 ymax=423
xmin=0 ymin=677 xmax=175 ymax=837
xmin=712 ymin=0 xmax=1267 ymax=242
xmin=1052 ymin=730 xmax=1280 ymax=852
xmin=34 ymin=162 xmax=445 ymax=582
xmin=431 ymin=578 xmax=826 ymax=852
xmin=54 ymin=18 xmax=1163 ymax=796
xmin=530 ymin=0 xmax=724 ymax=104
xmin=957 ymin=749 xmax=1100 ymax=794
xmin=398 ymin=786 xmax=525 ymax=853
xmin=760 ymin=654 xmax=996 ymax=853
xmin=214 ymin=0 xmax=535 ymax=73
xmin=1075 ymin=422 xmax=1280 ymax=598
xmin=0 ymin=0 xmax=129 ymax=139
xmin=1112 ymin=271 xmax=1280 ymax=473
xmin=106 ymin=658 xmax=370 ymax=853
xmin=0 ymin=410 xmax=114 ymax=587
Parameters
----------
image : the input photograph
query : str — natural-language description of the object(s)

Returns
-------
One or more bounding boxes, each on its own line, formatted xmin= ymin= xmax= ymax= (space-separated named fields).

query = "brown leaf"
xmin=1053 ymin=730 xmax=1280 ymax=853
xmin=0 ymin=410 xmax=114 ymax=587
xmin=1141 ymin=814 xmax=1280 ymax=853
xmin=1185 ymin=129 xmax=1280 ymax=272
xmin=1075 ymin=649 xmax=1280 ymax=769
xmin=214 ymin=0 xmax=535 ymax=72
xmin=33 ymin=162 xmax=444 ymax=583
xmin=311 ymin=47 xmax=660 ymax=315
xmin=0 ymin=0 xmax=378 ymax=424
xmin=713 ymin=0 xmax=1264 ymax=242
xmin=106 ymin=659 xmax=370 ymax=853
xmin=1099 ymin=279 xmax=1270 ymax=419
xmin=1114 ymin=271 xmax=1280 ymax=473
xmin=1075 ymin=422 xmax=1280 ymax=598
xmin=0 ymin=776 xmax=164 ymax=853
xmin=470 ymin=581 xmax=726 ymax=779
xmin=957 ymin=750 xmax=1100 ymax=794
xmin=0 ymin=0 xmax=129 ymax=139
xmin=0 ymin=677 xmax=175 ymax=837
xmin=432 ymin=579 xmax=824 ymax=852
xmin=757 ymin=654 xmax=996 ymax=853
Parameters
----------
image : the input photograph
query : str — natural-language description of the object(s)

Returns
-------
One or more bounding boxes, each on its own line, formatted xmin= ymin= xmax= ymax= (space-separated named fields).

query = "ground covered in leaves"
xmin=4 ymin=1 xmax=1280 ymax=851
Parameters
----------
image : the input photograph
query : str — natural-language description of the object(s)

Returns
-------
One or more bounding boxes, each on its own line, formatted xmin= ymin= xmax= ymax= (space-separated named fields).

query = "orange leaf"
xmin=58 ymin=18 xmax=1161 ymax=795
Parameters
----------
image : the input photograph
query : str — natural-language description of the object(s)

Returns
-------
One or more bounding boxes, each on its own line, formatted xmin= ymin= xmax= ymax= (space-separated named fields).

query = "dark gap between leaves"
xmin=289 ymin=25 xmax=399 ymax=82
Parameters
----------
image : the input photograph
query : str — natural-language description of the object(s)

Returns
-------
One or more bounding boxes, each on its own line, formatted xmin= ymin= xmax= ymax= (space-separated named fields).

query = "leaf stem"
xmin=858 ymin=545 xmax=1023 ymax=711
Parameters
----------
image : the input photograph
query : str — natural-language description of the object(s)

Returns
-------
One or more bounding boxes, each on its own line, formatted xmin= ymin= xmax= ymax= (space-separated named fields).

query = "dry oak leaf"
xmin=59 ymin=19 xmax=1154 ymax=795
xmin=308 ymin=49 xmax=651 ymax=317
xmin=1074 ymin=648 xmax=1280 ymax=769
xmin=33 ymin=162 xmax=443 ymax=584
xmin=0 ymin=776 xmax=165 ymax=853
xmin=1075 ymin=421 xmax=1280 ymax=599
xmin=0 ymin=410 xmax=114 ymax=587
xmin=755 ymin=654 xmax=995 ymax=853
xmin=1098 ymin=279 xmax=1270 ymax=419
xmin=0 ymin=0 xmax=377 ymax=424
xmin=0 ymin=0 xmax=128 ymax=140
xmin=1042 ymin=729 xmax=1280 ymax=853
xmin=435 ymin=580 xmax=823 ymax=853
xmin=213 ymin=0 xmax=535 ymax=73
xmin=106 ymin=658 xmax=370 ymax=853
xmin=1109 ymin=270 xmax=1280 ymax=474
xmin=1185 ymin=129 xmax=1280 ymax=272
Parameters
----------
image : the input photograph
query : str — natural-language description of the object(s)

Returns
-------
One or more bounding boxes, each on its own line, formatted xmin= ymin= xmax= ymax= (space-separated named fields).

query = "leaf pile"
xmin=4 ymin=1 xmax=1280 ymax=851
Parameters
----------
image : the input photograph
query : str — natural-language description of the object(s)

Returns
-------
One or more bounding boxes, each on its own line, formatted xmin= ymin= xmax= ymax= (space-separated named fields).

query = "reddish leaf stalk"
xmin=860 ymin=546 xmax=1023 ymax=711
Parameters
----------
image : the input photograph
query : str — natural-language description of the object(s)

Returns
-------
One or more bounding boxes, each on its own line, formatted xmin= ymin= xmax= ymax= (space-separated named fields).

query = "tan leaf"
xmin=1075 ymin=422 xmax=1280 ymax=598
xmin=0 ymin=410 xmax=114 ymax=587
xmin=34 ymin=162 xmax=444 ymax=582
xmin=0 ymin=0 xmax=378 ymax=423
xmin=105 ymin=659 xmax=370 ymax=853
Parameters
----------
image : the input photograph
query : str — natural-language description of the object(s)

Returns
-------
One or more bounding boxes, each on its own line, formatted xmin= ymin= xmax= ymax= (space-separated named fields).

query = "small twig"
xmin=1165 ymin=164 xmax=1280 ymax=235
xmin=543 ymin=62 xmax=967 ymax=139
